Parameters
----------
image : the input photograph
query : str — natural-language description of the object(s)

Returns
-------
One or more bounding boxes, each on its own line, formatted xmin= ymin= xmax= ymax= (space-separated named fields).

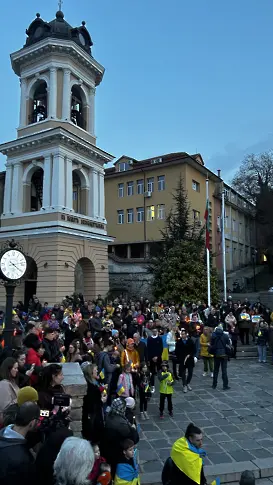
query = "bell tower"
xmin=0 ymin=9 xmax=114 ymax=305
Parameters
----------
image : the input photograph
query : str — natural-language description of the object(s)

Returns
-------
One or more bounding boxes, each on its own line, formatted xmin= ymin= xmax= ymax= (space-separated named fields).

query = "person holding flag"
xmin=97 ymin=339 xmax=120 ymax=404
xmin=137 ymin=362 xmax=152 ymax=420
xmin=116 ymin=362 xmax=134 ymax=398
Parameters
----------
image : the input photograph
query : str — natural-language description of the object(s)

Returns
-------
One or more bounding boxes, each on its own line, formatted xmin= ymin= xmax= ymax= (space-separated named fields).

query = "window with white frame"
xmin=137 ymin=179 xmax=144 ymax=195
xmin=147 ymin=177 xmax=154 ymax=192
xmin=118 ymin=162 xmax=129 ymax=172
xmin=127 ymin=181 xmax=134 ymax=196
xmin=157 ymin=204 xmax=165 ymax=220
xmin=127 ymin=208 xmax=134 ymax=223
xmin=158 ymin=175 xmax=165 ymax=191
xmin=192 ymin=180 xmax=200 ymax=192
xmin=137 ymin=207 xmax=144 ymax=222
xmin=117 ymin=210 xmax=124 ymax=224
xmin=147 ymin=205 xmax=155 ymax=221
xmin=118 ymin=183 xmax=124 ymax=198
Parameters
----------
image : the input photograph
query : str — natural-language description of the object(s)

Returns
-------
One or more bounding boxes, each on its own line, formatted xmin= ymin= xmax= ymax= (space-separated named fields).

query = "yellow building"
xmin=105 ymin=153 xmax=257 ymax=296
xmin=105 ymin=152 xmax=217 ymax=257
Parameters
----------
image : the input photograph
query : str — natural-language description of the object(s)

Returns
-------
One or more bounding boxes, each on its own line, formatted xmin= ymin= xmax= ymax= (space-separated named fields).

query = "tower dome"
xmin=25 ymin=11 xmax=93 ymax=56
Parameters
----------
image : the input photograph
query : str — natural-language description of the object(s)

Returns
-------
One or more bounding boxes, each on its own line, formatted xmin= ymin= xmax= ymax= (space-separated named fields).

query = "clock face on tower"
xmin=0 ymin=250 xmax=27 ymax=281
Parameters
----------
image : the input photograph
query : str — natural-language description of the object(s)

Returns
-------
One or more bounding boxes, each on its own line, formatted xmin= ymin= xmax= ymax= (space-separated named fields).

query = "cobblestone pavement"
xmin=137 ymin=358 xmax=273 ymax=478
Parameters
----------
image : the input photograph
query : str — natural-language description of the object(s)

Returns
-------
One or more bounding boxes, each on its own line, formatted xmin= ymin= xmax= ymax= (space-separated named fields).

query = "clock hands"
xmin=9 ymin=261 xmax=20 ymax=272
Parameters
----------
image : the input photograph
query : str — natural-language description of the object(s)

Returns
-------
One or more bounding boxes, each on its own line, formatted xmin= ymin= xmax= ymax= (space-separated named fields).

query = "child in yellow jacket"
xmin=158 ymin=361 xmax=174 ymax=418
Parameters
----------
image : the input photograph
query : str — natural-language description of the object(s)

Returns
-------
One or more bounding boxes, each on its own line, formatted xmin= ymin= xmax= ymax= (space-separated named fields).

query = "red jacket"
xmin=26 ymin=348 xmax=41 ymax=385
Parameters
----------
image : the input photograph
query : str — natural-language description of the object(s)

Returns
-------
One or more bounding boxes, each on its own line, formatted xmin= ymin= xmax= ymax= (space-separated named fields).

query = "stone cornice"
xmin=0 ymin=127 xmax=114 ymax=164
xmin=11 ymin=38 xmax=105 ymax=86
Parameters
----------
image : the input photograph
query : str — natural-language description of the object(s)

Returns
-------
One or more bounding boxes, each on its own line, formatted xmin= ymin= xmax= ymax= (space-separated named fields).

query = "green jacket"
xmin=158 ymin=371 xmax=174 ymax=395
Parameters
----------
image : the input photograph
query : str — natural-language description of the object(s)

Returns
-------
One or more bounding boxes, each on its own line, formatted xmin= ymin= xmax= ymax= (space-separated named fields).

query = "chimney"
xmin=217 ymin=169 xmax=221 ymax=178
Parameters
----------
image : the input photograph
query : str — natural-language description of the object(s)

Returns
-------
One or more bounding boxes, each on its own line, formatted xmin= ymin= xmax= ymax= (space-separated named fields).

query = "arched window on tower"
xmin=73 ymin=171 xmax=81 ymax=213
xmin=29 ymin=81 xmax=47 ymax=124
xmin=71 ymin=85 xmax=86 ymax=130
xmin=30 ymin=168 xmax=44 ymax=211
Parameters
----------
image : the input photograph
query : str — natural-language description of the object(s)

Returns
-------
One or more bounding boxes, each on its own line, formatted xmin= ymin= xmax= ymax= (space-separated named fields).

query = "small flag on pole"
xmin=99 ymin=368 xmax=105 ymax=380
xmin=116 ymin=383 xmax=125 ymax=396
xmin=145 ymin=384 xmax=149 ymax=393
xmin=204 ymin=198 xmax=210 ymax=250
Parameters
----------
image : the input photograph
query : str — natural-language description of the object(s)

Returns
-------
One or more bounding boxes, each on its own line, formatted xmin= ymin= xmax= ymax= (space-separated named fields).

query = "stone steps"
xmin=236 ymin=345 xmax=258 ymax=360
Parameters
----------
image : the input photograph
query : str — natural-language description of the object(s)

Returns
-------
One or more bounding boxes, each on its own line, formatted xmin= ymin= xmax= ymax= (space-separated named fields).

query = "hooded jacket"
xmin=0 ymin=425 xmax=36 ymax=485
xmin=210 ymin=327 xmax=230 ymax=357
xmin=121 ymin=347 xmax=140 ymax=368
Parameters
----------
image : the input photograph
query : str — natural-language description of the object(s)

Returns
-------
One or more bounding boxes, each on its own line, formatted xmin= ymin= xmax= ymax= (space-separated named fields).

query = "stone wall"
xmin=108 ymin=256 xmax=154 ymax=299
xmin=62 ymin=362 xmax=86 ymax=436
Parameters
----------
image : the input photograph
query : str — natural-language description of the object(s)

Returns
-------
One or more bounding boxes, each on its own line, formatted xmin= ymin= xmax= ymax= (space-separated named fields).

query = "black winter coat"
xmin=35 ymin=427 xmax=73 ymax=485
xmin=100 ymin=413 xmax=139 ymax=472
xmin=82 ymin=381 xmax=104 ymax=443
xmin=175 ymin=338 xmax=195 ymax=367
xmin=0 ymin=428 xmax=36 ymax=485
xmin=162 ymin=457 xmax=206 ymax=485
xmin=42 ymin=338 xmax=61 ymax=363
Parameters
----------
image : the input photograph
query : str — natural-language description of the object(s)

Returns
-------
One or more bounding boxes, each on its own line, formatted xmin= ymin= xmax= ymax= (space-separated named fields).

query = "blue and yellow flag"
xmin=114 ymin=450 xmax=139 ymax=485
xmin=116 ymin=383 xmax=125 ymax=396
xmin=99 ymin=368 xmax=105 ymax=380
xmin=171 ymin=437 xmax=202 ymax=484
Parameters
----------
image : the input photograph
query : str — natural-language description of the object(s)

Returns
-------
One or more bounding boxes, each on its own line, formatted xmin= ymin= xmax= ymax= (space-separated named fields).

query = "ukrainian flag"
xmin=171 ymin=437 xmax=203 ymax=484
xmin=99 ymin=368 xmax=105 ymax=380
xmin=171 ymin=437 xmax=220 ymax=485
xmin=114 ymin=450 xmax=139 ymax=485
xmin=116 ymin=383 xmax=125 ymax=396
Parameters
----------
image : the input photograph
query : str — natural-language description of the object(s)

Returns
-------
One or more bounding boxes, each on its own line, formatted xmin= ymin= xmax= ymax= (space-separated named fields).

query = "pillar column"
xmin=98 ymin=172 xmax=105 ymax=219
xmin=89 ymin=87 xmax=95 ymax=135
xmin=23 ymin=183 xmax=31 ymax=213
xmin=62 ymin=69 xmax=71 ymax=121
xmin=3 ymin=164 xmax=13 ymax=215
xmin=89 ymin=169 xmax=98 ymax=218
xmin=65 ymin=157 xmax=73 ymax=211
xmin=42 ymin=155 xmax=52 ymax=209
xmin=19 ymin=78 xmax=27 ymax=127
xmin=51 ymin=153 xmax=65 ymax=209
xmin=49 ymin=68 xmax=57 ymax=119
xmin=127 ymin=245 xmax=131 ymax=259
xmin=11 ymin=163 xmax=23 ymax=214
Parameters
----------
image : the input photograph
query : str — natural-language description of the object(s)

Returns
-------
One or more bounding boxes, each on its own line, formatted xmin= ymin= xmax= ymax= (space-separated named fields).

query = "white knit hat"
xmin=125 ymin=397 xmax=135 ymax=409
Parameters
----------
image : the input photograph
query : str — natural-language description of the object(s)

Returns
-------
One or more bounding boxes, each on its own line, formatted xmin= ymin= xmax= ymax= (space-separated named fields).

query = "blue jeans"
xmin=258 ymin=345 xmax=267 ymax=362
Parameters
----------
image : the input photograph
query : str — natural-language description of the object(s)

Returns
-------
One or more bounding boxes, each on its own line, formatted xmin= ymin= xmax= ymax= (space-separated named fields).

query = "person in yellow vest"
xmin=158 ymin=361 xmax=174 ymax=418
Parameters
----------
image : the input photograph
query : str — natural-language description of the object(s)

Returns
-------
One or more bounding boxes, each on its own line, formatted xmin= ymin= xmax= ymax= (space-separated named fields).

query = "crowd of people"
xmin=0 ymin=292 xmax=271 ymax=485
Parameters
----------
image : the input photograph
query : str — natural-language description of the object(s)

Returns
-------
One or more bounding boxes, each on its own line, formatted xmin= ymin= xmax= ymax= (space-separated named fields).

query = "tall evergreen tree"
xmin=148 ymin=175 xmax=219 ymax=303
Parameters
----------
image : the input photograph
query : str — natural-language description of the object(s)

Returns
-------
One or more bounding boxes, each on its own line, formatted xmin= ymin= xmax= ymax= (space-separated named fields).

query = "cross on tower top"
xmin=58 ymin=0 xmax=63 ymax=11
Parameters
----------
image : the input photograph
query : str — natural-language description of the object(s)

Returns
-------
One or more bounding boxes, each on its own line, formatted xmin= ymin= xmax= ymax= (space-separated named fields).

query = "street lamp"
xmin=252 ymin=249 xmax=258 ymax=292
xmin=0 ymin=240 xmax=27 ymax=347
